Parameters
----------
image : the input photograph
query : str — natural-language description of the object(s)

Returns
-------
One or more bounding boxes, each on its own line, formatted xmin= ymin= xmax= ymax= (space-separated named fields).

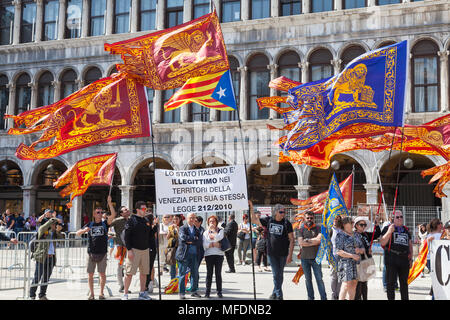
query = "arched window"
xmin=251 ymin=0 xmax=270 ymax=20
xmin=60 ymin=69 xmax=77 ymax=98
xmin=344 ymin=0 xmax=366 ymax=9
xmin=108 ymin=65 xmax=118 ymax=76
xmin=309 ymin=49 xmax=333 ymax=82
xmin=0 ymin=75 xmax=8 ymax=129
xmin=280 ymin=0 xmax=301 ymax=16
xmin=278 ymin=51 xmax=301 ymax=83
xmin=114 ymin=0 xmax=130 ymax=34
xmin=376 ymin=40 xmax=396 ymax=49
xmin=20 ymin=1 xmax=36 ymax=43
xmin=311 ymin=0 xmax=333 ymax=12
xmin=219 ymin=56 xmax=239 ymax=121
xmin=162 ymin=88 xmax=181 ymax=123
xmin=65 ymin=0 xmax=82 ymax=39
xmin=43 ymin=0 xmax=59 ymax=41
xmin=412 ymin=40 xmax=440 ymax=113
xmin=139 ymin=0 xmax=156 ymax=31
xmin=221 ymin=0 xmax=240 ymax=22
xmin=166 ymin=0 xmax=183 ymax=28
xmin=248 ymin=54 xmax=270 ymax=120
xmin=0 ymin=4 xmax=14 ymax=45
xmin=15 ymin=73 xmax=31 ymax=115
xmin=340 ymin=45 xmax=366 ymax=70
xmin=90 ymin=0 xmax=106 ymax=36
xmin=84 ymin=67 xmax=102 ymax=86
xmin=37 ymin=71 xmax=54 ymax=107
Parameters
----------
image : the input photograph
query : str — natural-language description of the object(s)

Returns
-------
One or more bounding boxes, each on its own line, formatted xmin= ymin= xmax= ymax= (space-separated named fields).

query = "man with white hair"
xmin=176 ymin=212 xmax=203 ymax=299
xmin=251 ymin=201 xmax=294 ymax=300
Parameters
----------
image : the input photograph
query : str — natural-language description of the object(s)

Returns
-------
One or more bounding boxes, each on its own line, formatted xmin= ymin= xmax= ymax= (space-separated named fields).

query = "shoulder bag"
xmin=357 ymin=252 xmax=376 ymax=282
xmin=219 ymin=236 xmax=231 ymax=252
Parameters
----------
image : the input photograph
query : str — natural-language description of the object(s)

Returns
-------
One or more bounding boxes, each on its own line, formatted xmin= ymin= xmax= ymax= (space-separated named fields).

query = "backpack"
xmin=29 ymin=233 xmax=38 ymax=253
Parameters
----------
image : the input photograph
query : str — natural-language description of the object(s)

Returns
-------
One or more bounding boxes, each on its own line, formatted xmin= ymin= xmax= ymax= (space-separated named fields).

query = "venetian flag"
xmin=407 ymin=240 xmax=429 ymax=285
xmin=164 ymin=69 xmax=237 ymax=112
xmin=315 ymin=173 xmax=349 ymax=270
xmin=53 ymin=153 xmax=117 ymax=208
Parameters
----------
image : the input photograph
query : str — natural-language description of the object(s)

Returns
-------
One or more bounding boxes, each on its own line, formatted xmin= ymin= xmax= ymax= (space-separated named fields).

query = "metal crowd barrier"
xmin=0 ymin=240 xmax=28 ymax=298
xmin=16 ymin=232 xmax=37 ymax=244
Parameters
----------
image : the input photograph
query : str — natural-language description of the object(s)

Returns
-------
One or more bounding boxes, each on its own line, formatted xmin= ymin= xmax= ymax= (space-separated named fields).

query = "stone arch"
xmin=274 ymin=47 xmax=304 ymax=65
xmin=33 ymin=69 xmax=56 ymax=84
xmin=57 ymin=67 xmax=80 ymax=82
xmin=11 ymin=70 xmax=32 ymax=84
xmin=244 ymin=50 xmax=273 ymax=66
xmin=185 ymin=151 xmax=233 ymax=170
xmin=410 ymin=36 xmax=443 ymax=52
xmin=372 ymin=38 xmax=399 ymax=50
xmin=227 ymin=52 xmax=244 ymax=68
xmin=127 ymin=152 xmax=175 ymax=185
xmin=81 ymin=64 xmax=104 ymax=82
xmin=29 ymin=157 xmax=70 ymax=186
xmin=305 ymin=45 xmax=337 ymax=62
xmin=337 ymin=41 xmax=370 ymax=59
xmin=106 ymin=64 xmax=119 ymax=76
xmin=0 ymin=158 xmax=25 ymax=186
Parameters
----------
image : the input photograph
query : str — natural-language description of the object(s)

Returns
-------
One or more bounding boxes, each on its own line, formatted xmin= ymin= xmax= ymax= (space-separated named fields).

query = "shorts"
xmin=87 ymin=254 xmax=107 ymax=274
xmin=125 ymin=248 xmax=150 ymax=276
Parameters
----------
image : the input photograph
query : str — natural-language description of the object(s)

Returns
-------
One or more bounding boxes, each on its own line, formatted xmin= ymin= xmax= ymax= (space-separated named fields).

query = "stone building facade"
xmin=0 ymin=0 xmax=449 ymax=230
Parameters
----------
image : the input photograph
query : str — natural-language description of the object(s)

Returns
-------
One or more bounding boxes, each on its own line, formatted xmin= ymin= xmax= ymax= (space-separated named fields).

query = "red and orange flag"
xmin=104 ymin=10 xmax=229 ymax=90
xmin=407 ymin=240 xmax=428 ymax=285
xmin=7 ymin=73 xmax=150 ymax=160
xmin=54 ymin=153 xmax=117 ymax=208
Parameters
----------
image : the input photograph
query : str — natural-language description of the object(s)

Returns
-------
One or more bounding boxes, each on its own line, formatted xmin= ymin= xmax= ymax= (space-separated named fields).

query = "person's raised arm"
xmin=380 ymin=224 xmax=395 ymax=247
xmin=248 ymin=200 xmax=262 ymax=227
xmin=106 ymin=195 xmax=117 ymax=225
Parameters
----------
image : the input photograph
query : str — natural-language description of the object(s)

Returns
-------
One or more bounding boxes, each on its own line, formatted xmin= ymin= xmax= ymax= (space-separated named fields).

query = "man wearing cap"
xmin=251 ymin=201 xmax=294 ymax=300
xmin=380 ymin=209 xmax=413 ymax=300
xmin=29 ymin=217 xmax=65 ymax=300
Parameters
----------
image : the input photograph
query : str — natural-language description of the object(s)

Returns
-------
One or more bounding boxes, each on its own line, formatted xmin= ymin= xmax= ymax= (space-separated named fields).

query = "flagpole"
xmin=148 ymin=101 xmax=162 ymax=301
xmin=234 ymin=107 xmax=257 ymax=300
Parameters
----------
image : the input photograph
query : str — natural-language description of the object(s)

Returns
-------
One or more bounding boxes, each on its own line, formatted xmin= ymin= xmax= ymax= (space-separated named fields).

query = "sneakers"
xmin=121 ymin=294 xmax=128 ymax=300
xmin=269 ymin=293 xmax=277 ymax=300
xmin=217 ymin=292 xmax=223 ymax=298
xmin=139 ymin=291 xmax=152 ymax=300
xmin=179 ymin=293 xmax=186 ymax=300
xmin=225 ymin=270 xmax=235 ymax=273
xmin=39 ymin=296 xmax=48 ymax=300
xmin=191 ymin=292 xmax=201 ymax=298
xmin=147 ymin=281 xmax=154 ymax=293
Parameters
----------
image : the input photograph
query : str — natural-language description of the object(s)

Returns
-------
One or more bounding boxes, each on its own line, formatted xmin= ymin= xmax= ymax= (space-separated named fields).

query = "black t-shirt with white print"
xmin=84 ymin=220 xmax=109 ymax=254
xmin=381 ymin=224 xmax=411 ymax=256
xmin=260 ymin=216 xmax=293 ymax=257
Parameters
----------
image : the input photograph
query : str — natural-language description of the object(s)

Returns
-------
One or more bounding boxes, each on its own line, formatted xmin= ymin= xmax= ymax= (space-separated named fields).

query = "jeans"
xmin=267 ymin=255 xmax=287 ymax=298
xmin=237 ymin=238 xmax=251 ymax=263
xmin=301 ymin=258 xmax=327 ymax=300
xmin=178 ymin=251 xmax=199 ymax=295
xmin=205 ymin=255 xmax=224 ymax=294
xmin=30 ymin=256 xmax=56 ymax=298
xmin=330 ymin=261 xmax=341 ymax=300
xmin=170 ymin=264 xmax=177 ymax=279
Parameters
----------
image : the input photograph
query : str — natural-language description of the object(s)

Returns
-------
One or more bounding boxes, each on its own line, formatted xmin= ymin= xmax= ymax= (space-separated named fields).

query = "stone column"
xmin=130 ymin=0 xmax=139 ymax=33
xmin=367 ymin=0 xmax=376 ymax=6
xmin=364 ymin=184 xmax=379 ymax=205
xmin=81 ymin=0 xmax=90 ymax=37
xmin=76 ymin=79 xmax=84 ymax=90
xmin=268 ymin=63 xmax=278 ymax=119
xmin=402 ymin=0 xmax=410 ymax=3
xmin=441 ymin=184 xmax=450 ymax=225
xmin=180 ymin=105 xmax=189 ymax=123
xmin=241 ymin=0 xmax=249 ymax=20
xmin=69 ymin=196 xmax=82 ymax=231
xmin=332 ymin=58 xmax=342 ymax=76
xmin=438 ymin=50 xmax=449 ymax=112
xmin=153 ymin=90 xmax=162 ymax=123
xmin=105 ymin=0 xmax=114 ymax=35
xmin=29 ymin=82 xmax=37 ymax=109
xmin=35 ymin=0 xmax=44 ymax=42
xmin=404 ymin=53 xmax=412 ymax=114
xmin=209 ymin=109 xmax=218 ymax=122
xmin=334 ymin=0 xmax=343 ymax=11
xmin=238 ymin=66 xmax=248 ymax=120
xmin=302 ymin=0 xmax=310 ymax=13
xmin=12 ymin=0 xmax=21 ymax=45
xmin=52 ymin=80 xmax=61 ymax=103
xmin=271 ymin=0 xmax=278 ymax=17
xmin=156 ymin=0 xmax=165 ymax=30
xmin=6 ymin=83 xmax=16 ymax=129
xmin=119 ymin=185 xmax=135 ymax=212
xmin=212 ymin=0 xmax=220 ymax=19
xmin=21 ymin=186 xmax=37 ymax=218
xmin=57 ymin=0 xmax=66 ymax=40
xmin=183 ymin=0 xmax=192 ymax=22
xmin=300 ymin=61 xmax=309 ymax=84
xmin=294 ymin=185 xmax=310 ymax=200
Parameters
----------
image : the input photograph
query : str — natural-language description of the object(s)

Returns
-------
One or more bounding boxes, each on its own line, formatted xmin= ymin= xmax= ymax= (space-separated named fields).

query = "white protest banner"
xmin=255 ymin=207 xmax=272 ymax=218
xmin=155 ymin=165 xmax=248 ymax=215
xmin=430 ymin=240 xmax=450 ymax=300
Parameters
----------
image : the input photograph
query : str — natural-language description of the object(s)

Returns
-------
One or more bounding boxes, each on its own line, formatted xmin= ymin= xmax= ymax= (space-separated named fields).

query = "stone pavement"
xmin=0 ymin=255 xmax=432 ymax=301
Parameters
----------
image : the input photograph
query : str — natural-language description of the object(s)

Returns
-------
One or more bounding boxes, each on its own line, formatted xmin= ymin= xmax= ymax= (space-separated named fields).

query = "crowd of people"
xmin=2 ymin=200 xmax=450 ymax=301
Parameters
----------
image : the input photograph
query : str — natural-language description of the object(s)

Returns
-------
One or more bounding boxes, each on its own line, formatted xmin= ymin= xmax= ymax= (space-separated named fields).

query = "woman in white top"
xmin=237 ymin=214 xmax=251 ymax=265
xmin=426 ymin=218 xmax=443 ymax=299
xmin=159 ymin=215 xmax=172 ymax=273
xmin=203 ymin=215 xmax=225 ymax=298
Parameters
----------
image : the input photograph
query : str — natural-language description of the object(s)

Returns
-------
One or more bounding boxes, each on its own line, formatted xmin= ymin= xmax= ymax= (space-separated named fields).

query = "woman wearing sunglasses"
xmin=353 ymin=215 xmax=381 ymax=300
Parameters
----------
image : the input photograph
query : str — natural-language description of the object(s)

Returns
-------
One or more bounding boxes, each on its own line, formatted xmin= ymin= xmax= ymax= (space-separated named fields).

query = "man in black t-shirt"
xmin=251 ymin=201 xmax=294 ymax=300
xmin=380 ymin=209 xmax=412 ymax=300
xmin=76 ymin=207 xmax=115 ymax=300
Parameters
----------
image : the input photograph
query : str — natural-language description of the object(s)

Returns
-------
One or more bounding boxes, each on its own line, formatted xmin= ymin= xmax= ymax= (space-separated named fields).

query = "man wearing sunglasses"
xmin=251 ymin=201 xmax=294 ymax=300
xmin=380 ymin=209 xmax=413 ymax=300
xmin=107 ymin=195 xmax=131 ymax=294
xmin=76 ymin=205 xmax=116 ymax=300
xmin=298 ymin=211 xmax=327 ymax=300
